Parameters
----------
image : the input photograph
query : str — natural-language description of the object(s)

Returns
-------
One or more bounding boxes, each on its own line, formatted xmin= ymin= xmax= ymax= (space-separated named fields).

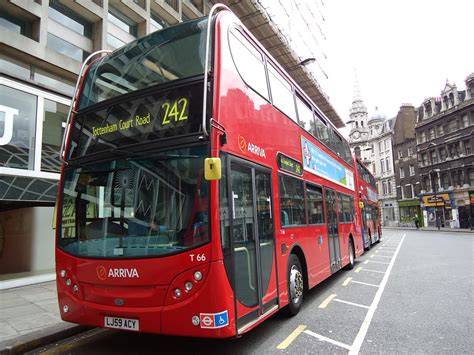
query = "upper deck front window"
xmin=78 ymin=17 xmax=209 ymax=110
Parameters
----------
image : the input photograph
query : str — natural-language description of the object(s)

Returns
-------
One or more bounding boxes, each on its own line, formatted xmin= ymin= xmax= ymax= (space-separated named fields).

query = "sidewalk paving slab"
xmin=0 ymin=281 xmax=89 ymax=354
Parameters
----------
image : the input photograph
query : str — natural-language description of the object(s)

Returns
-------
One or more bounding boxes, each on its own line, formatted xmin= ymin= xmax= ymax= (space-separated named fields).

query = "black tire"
xmin=346 ymin=238 xmax=355 ymax=270
xmin=283 ymin=254 xmax=304 ymax=316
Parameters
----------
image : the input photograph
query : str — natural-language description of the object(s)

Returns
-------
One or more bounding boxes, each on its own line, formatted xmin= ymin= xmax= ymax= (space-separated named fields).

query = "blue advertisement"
xmin=301 ymin=136 xmax=354 ymax=191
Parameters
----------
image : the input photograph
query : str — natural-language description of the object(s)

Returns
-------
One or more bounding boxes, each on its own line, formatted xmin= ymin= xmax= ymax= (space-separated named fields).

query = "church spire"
xmin=348 ymin=69 xmax=368 ymax=132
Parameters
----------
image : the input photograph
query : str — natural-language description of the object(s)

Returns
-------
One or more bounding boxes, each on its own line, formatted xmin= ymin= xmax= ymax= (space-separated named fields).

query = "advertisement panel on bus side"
xmin=301 ymin=136 xmax=354 ymax=191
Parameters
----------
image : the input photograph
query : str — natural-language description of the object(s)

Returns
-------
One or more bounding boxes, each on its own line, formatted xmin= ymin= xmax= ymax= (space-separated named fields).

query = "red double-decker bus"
xmin=56 ymin=5 xmax=363 ymax=338
xmin=354 ymin=156 xmax=381 ymax=250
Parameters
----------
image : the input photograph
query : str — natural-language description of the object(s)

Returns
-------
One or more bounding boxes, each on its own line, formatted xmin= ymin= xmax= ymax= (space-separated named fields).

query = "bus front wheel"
xmin=284 ymin=254 xmax=304 ymax=316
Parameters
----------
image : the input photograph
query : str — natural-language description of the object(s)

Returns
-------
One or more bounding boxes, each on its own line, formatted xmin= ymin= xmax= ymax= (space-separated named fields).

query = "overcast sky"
xmin=324 ymin=0 xmax=474 ymax=136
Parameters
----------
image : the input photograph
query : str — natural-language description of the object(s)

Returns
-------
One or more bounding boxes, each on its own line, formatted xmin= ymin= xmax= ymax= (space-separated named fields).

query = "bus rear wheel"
xmin=284 ymin=254 xmax=304 ymax=316
xmin=346 ymin=239 xmax=355 ymax=270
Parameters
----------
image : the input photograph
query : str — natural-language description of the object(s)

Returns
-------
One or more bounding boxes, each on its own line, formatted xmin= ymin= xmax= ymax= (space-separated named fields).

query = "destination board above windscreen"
xmin=68 ymin=81 xmax=204 ymax=159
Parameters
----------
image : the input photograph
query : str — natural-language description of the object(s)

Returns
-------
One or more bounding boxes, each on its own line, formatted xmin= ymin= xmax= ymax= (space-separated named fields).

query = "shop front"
xmin=421 ymin=192 xmax=454 ymax=228
xmin=398 ymin=199 xmax=422 ymax=227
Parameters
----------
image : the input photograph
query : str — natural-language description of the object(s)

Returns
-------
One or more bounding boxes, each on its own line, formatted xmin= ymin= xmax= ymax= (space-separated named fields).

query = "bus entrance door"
xmin=325 ymin=189 xmax=341 ymax=273
xmin=229 ymin=161 xmax=277 ymax=334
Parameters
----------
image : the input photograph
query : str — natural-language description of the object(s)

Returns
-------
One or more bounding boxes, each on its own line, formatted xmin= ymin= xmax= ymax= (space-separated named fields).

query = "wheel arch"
xmin=289 ymin=244 xmax=308 ymax=292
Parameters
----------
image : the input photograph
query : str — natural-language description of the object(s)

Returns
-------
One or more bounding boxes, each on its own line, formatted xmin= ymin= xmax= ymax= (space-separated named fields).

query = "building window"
xmin=399 ymin=167 xmax=405 ymax=178
xmin=385 ymin=157 xmax=390 ymax=172
xmin=421 ymin=153 xmax=428 ymax=166
xmin=429 ymin=128 xmax=435 ymax=140
xmin=387 ymin=180 xmax=391 ymax=193
xmin=379 ymin=141 xmax=383 ymax=151
xmin=407 ymin=146 xmax=413 ymax=156
xmin=449 ymin=119 xmax=458 ymax=133
xmin=380 ymin=159 xmax=384 ymax=173
xmin=439 ymin=147 xmax=447 ymax=161
xmin=437 ymin=124 xmax=444 ymax=136
xmin=430 ymin=150 xmax=437 ymax=164
xmin=0 ymin=11 xmax=33 ymax=39
xmin=48 ymin=1 xmax=92 ymax=37
xmin=464 ymin=140 xmax=471 ymax=155
xmin=150 ymin=11 xmax=169 ymax=32
xmin=0 ymin=79 xmax=70 ymax=176
xmin=420 ymin=131 xmax=426 ymax=143
xmin=0 ymin=85 xmax=37 ymax=170
xmin=442 ymin=174 xmax=450 ymax=190
xmin=398 ymin=150 xmax=403 ymax=159
xmin=165 ymin=0 xmax=179 ymax=11
xmin=384 ymin=139 xmax=389 ymax=151
xmin=409 ymin=164 xmax=415 ymax=176
xmin=462 ymin=114 xmax=469 ymax=128
xmin=47 ymin=33 xmax=89 ymax=62
xmin=469 ymin=170 xmax=474 ymax=186
xmin=108 ymin=8 xmax=138 ymax=36
xmin=41 ymin=99 xmax=67 ymax=173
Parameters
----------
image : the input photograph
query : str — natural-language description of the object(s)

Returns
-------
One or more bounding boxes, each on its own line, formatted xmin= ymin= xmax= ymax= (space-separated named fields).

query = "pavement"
xmin=0 ymin=226 xmax=471 ymax=354
xmin=0 ymin=281 xmax=87 ymax=354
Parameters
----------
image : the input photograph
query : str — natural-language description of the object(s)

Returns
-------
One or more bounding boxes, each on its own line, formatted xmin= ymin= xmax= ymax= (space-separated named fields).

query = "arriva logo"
xmin=96 ymin=266 xmax=139 ymax=280
xmin=237 ymin=135 xmax=266 ymax=159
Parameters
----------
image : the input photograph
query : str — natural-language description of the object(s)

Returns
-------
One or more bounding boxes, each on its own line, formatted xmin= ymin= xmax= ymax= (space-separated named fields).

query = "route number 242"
xmin=161 ymin=98 xmax=188 ymax=125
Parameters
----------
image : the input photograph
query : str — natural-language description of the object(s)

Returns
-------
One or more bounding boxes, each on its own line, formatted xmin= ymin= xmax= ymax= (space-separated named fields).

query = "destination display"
xmin=277 ymin=153 xmax=303 ymax=176
xmin=68 ymin=82 xmax=203 ymax=159
xmin=301 ymin=136 xmax=355 ymax=191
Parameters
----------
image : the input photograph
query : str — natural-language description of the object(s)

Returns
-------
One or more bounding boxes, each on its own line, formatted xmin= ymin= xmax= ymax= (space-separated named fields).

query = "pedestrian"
xmin=413 ymin=215 xmax=419 ymax=229
xmin=469 ymin=215 xmax=474 ymax=231
xmin=436 ymin=216 xmax=441 ymax=230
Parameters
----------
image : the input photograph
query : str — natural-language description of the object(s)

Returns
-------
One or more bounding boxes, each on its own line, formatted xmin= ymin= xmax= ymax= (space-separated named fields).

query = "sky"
xmin=261 ymin=0 xmax=474 ymax=137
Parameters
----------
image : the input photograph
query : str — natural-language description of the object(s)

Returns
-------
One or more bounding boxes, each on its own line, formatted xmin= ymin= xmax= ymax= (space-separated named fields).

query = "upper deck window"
xmin=79 ymin=17 xmax=209 ymax=110
xmin=296 ymin=95 xmax=314 ymax=132
xmin=268 ymin=64 xmax=297 ymax=123
xmin=229 ymin=29 xmax=269 ymax=101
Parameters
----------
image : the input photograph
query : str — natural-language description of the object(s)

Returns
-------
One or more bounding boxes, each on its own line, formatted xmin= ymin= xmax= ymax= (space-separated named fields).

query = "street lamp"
xmin=288 ymin=57 xmax=316 ymax=71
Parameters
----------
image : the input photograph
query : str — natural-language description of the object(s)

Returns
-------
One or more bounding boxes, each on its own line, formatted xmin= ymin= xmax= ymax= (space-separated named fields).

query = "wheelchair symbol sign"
xmin=199 ymin=311 xmax=228 ymax=329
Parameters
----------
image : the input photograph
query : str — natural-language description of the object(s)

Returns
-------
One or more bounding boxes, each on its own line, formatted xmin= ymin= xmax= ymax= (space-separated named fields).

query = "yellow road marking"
xmin=277 ymin=325 xmax=307 ymax=349
xmin=355 ymin=266 xmax=362 ymax=273
xmin=342 ymin=277 xmax=352 ymax=286
xmin=319 ymin=294 xmax=337 ymax=308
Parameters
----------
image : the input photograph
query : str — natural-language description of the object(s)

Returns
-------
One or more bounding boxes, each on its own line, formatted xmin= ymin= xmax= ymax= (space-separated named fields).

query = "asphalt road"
xmin=30 ymin=229 xmax=473 ymax=354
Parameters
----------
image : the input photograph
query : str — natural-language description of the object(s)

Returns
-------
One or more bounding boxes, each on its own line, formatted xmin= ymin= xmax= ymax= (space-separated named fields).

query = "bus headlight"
xmin=192 ymin=316 xmax=200 ymax=326
xmin=60 ymin=270 xmax=66 ymax=278
xmin=174 ymin=288 xmax=182 ymax=298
